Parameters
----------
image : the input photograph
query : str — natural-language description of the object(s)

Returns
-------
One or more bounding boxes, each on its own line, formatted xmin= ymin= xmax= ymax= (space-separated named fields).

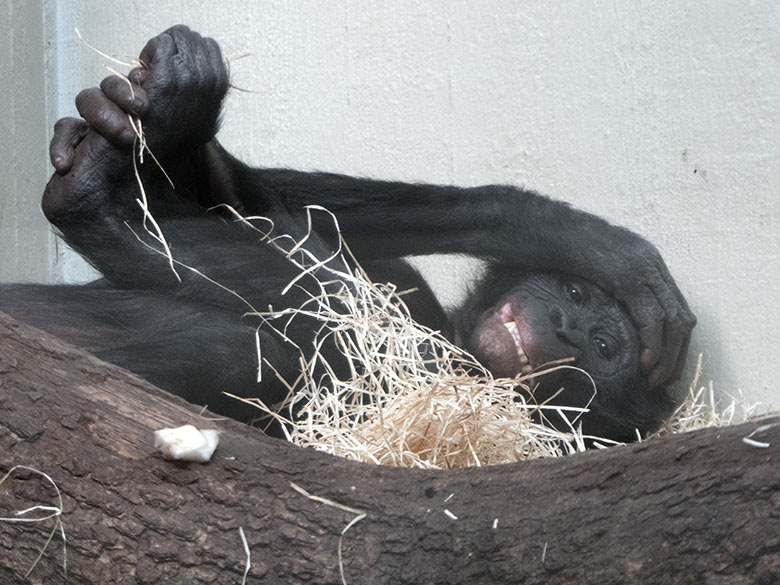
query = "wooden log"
xmin=0 ymin=311 xmax=777 ymax=585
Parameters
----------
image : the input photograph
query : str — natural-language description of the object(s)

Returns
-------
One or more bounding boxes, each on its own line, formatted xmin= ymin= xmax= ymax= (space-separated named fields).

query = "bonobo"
xmin=0 ymin=26 xmax=696 ymax=442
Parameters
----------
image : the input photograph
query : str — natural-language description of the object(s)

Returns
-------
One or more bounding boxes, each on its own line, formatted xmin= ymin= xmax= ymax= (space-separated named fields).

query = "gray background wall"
xmin=2 ymin=1 xmax=779 ymax=410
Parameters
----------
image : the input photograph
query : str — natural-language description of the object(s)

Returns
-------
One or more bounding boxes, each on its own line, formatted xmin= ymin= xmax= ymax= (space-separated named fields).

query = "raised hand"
xmin=567 ymin=220 xmax=696 ymax=387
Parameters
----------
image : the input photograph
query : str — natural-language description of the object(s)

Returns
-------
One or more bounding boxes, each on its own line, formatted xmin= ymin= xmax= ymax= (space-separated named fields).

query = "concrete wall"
xmin=2 ymin=1 xmax=779 ymax=409
xmin=0 ymin=0 xmax=54 ymax=282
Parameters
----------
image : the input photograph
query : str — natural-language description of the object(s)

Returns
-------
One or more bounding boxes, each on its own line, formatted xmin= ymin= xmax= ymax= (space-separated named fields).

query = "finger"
xmin=168 ymin=26 xmax=205 ymax=86
xmin=628 ymin=290 xmax=666 ymax=375
xmin=49 ymin=117 xmax=88 ymax=174
xmin=128 ymin=64 xmax=150 ymax=86
xmin=136 ymin=35 xmax=160 ymax=75
xmin=168 ymin=24 xmax=202 ymax=55
xmin=648 ymin=323 xmax=682 ymax=388
xmin=75 ymin=88 xmax=136 ymax=146
xmin=131 ymin=32 xmax=176 ymax=94
xmin=129 ymin=28 xmax=176 ymax=84
xmin=100 ymin=75 xmax=149 ymax=116
xmin=646 ymin=265 xmax=696 ymax=386
xmin=139 ymin=30 xmax=177 ymax=74
xmin=654 ymin=329 xmax=693 ymax=388
xmin=205 ymin=36 xmax=225 ymax=78
xmin=648 ymin=306 xmax=696 ymax=387
xmin=204 ymin=36 xmax=229 ymax=100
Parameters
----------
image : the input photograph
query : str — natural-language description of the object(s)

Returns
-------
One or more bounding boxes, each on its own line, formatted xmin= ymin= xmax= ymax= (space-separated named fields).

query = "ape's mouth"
xmin=502 ymin=321 xmax=533 ymax=375
xmin=499 ymin=303 xmax=533 ymax=375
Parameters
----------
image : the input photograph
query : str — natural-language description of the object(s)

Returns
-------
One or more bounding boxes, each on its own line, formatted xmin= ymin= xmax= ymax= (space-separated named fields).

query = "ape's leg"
xmin=0 ymin=281 xmax=303 ymax=423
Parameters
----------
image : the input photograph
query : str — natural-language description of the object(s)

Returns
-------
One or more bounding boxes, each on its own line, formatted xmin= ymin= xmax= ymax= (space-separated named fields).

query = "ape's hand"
xmin=50 ymin=25 xmax=228 ymax=175
xmin=569 ymin=220 xmax=696 ymax=389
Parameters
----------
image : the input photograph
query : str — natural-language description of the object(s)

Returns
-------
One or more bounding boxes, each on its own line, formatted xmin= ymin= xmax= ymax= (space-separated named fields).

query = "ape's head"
xmin=460 ymin=269 xmax=678 ymax=442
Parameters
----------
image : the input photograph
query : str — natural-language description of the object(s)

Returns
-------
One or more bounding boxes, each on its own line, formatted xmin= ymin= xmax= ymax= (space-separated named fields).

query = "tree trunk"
xmin=0 ymin=311 xmax=777 ymax=585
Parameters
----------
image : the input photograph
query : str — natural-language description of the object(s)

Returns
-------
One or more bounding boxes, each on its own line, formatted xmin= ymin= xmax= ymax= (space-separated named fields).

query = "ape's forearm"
xmin=213 ymin=145 xmax=624 ymax=278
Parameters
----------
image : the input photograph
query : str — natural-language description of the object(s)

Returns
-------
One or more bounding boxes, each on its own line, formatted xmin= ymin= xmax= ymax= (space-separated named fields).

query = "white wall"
xmin=0 ymin=0 xmax=53 ymax=282
xmin=3 ymin=1 xmax=779 ymax=409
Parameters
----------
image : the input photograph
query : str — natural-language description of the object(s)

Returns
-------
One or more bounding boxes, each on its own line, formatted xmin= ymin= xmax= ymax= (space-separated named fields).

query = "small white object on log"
xmin=154 ymin=424 xmax=220 ymax=462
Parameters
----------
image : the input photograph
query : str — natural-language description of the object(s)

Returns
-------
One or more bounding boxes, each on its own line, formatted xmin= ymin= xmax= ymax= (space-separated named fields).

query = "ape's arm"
xmin=209 ymin=146 xmax=695 ymax=387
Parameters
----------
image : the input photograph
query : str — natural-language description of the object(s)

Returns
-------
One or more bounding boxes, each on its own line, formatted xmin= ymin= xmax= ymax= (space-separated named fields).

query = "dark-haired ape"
xmin=0 ymin=27 xmax=695 ymax=442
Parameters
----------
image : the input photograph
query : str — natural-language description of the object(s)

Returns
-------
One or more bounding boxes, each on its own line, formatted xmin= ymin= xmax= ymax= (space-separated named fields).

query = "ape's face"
xmin=465 ymin=274 xmax=671 ymax=441
xmin=468 ymin=274 xmax=640 ymax=381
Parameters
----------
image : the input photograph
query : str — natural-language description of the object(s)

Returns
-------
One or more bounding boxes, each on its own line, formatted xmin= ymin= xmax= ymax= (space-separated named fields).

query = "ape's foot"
xmin=42 ymin=123 xmax=127 ymax=224
xmin=42 ymin=25 xmax=229 ymax=225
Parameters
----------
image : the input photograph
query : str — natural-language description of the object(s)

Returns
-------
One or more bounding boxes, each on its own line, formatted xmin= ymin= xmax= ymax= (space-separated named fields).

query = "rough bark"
xmin=0 ymin=311 xmax=777 ymax=585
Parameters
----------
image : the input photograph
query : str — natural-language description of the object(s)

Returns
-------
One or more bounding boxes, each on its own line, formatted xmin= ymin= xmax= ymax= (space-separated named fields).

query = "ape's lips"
xmin=499 ymin=302 xmax=533 ymax=375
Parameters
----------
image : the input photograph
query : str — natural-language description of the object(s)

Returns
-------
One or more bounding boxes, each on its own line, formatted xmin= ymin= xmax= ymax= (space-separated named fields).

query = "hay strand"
xmin=0 ymin=465 xmax=67 ymax=579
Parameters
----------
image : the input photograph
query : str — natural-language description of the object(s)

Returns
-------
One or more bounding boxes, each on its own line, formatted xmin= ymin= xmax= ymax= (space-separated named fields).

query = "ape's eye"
xmin=566 ymin=282 xmax=584 ymax=304
xmin=593 ymin=336 xmax=616 ymax=359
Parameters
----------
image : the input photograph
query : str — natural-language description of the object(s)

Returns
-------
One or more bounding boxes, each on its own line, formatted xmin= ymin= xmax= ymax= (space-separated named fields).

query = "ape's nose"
xmin=550 ymin=306 xmax=586 ymax=350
